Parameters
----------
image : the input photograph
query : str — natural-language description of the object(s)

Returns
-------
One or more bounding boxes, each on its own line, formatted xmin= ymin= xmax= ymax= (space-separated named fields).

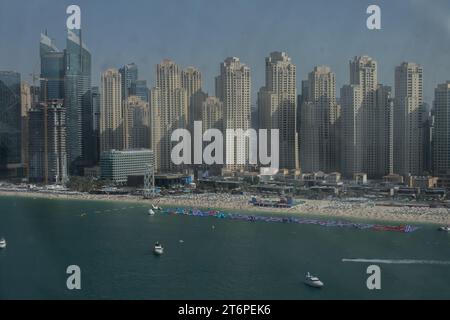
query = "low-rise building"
xmin=410 ymin=176 xmax=439 ymax=189
xmin=100 ymin=149 xmax=154 ymax=184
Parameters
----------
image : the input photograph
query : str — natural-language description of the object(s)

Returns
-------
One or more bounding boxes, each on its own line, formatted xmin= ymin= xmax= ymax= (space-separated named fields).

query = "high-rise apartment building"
xmin=202 ymin=96 xmax=224 ymax=133
xmin=181 ymin=66 xmax=203 ymax=129
xmin=125 ymin=96 xmax=150 ymax=149
xmin=150 ymin=60 xmax=188 ymax=172
xmin=300 ymin=66 xmax=339 ymax=173
xmin=394 ymin=62 xmax=425 ymax=177
xmin=258 ymin=52 xmax=298 ymax=170
xmin=215 ymin=57 xmax=251 ymax=171
xmin=100 ymin=69 xmax=125 ymax=153
xmin=340 ymin=56 xmax=393 ymax=178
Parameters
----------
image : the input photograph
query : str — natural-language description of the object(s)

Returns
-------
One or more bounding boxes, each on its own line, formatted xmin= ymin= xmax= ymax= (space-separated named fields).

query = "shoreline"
xmin=2 ymin=190 xmax=450 ymax=226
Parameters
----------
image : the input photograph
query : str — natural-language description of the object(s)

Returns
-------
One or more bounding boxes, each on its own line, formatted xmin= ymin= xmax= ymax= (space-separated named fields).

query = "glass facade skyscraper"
xmin=119 ymin=63 xmax=138 ymax=102
xmin=0 ymin=71 xmax=22 ymax=171
xmin=133 ymin=79 xmax=149 ymax=102
xmin=40 ymin=33 xmax=65 ymax=100
xmin=65 ymin=29 xmax=93 ymax=173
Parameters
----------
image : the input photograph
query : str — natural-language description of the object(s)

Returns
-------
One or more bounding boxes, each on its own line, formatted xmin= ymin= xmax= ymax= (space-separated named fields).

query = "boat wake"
xmin=342 ymin=258 xmax=450 ymax=266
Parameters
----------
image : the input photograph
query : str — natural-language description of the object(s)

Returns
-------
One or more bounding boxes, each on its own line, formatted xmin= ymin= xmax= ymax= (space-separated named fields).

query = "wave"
xmin=342 ymin=259 xmax=450 ymax=265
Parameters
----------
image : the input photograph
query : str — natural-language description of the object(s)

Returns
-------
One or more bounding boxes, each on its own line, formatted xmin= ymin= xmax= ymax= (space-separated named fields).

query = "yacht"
xmin=304 ymin=272 xmax=324 ymax=288
xmin=154 ymin=242 xmax=164 ymax=255
xmin=0 ymin=238 xmax=6 ymax=249
xmin=438 ymin=226 xmax=450 ymax=232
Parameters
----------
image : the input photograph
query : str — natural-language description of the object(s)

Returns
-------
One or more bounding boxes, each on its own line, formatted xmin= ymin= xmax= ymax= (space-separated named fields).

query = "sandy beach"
xmin=1 ymin=190 xmax=450 ymax=225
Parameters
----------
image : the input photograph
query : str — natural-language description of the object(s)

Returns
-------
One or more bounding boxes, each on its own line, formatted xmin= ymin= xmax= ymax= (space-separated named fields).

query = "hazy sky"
xmin=1 ymin=0 xmax=450 ymax=103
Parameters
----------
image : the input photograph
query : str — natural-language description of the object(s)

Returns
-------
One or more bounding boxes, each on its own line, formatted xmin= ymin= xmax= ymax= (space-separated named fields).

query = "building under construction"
xmin=28 ymin=100 xmax=67 ymax=184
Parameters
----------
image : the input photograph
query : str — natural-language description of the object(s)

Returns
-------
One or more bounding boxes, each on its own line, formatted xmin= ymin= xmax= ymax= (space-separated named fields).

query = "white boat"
xmin=438 ymin=226 xmax=450 ymax=232
xmin=154 ymin=242 xmax=164 ymax=255
xmin=304 ymin=272 xmax=324 ymax=288
xmin=148 ymin=209 xmax=156 ymax=216
xmin=0 ymin=238 xmax=6 ymax=249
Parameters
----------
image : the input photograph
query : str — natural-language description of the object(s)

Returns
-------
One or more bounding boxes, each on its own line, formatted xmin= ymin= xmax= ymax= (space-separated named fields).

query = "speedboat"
xmin=148 ymin=209 xmax=156 ymax=216
xmin=154 ymin=242 xmax=164 ymax=255
xmin=0 ymin=238 xmax=6 ymax=249
xmin=304 ymin=272 xmax=324 ymax=288
xmin=438 ymin=226 xmax=450 ymax=232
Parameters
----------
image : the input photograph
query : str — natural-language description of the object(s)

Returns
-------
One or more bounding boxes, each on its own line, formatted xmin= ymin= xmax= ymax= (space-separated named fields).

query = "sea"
xmin=1 ymin=195 xmax=450 ymax=300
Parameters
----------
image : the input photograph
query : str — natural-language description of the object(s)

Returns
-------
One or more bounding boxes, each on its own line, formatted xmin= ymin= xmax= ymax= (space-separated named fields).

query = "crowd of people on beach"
xmin=1 ymin=189 xmax=450 ymax=224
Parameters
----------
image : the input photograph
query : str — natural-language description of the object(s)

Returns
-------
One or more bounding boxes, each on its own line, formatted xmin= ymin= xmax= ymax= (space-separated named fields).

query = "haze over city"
xmin=1 ymin=0 xmax=450 ymax=102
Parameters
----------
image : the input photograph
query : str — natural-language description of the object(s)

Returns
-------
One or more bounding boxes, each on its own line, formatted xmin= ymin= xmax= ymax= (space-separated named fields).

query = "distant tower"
xmin=182 ymin=67 xmax=203 ymax=129
xmin=119 ymin=63 xmax=138 ymax=102
xmin=202 ymin=96 xmax=224 ymax=133
xmin=126 ymin=96 xmax=150 ymax=149
xmin=134 ymin=80 xmax=149 ymax=103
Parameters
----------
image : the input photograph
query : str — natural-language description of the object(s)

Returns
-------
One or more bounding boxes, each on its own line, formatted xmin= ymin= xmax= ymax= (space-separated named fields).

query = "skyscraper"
xmin=340 ymin=84 xmax=364 ymax=177
xmin=100 ymin=69 xmax=125 ymax=153
xmin=300 ymin=66 xmax=339 ymax=173
xmin=119 ymin=63 xmax=138 ymax=102
xmin=433 ymin=82 xmax=450 ymax=177
xmin=215 ymin=57 xmax=251 ymax=171
xmin=202 ymin=96 xmax=224 ymax=133
xmin=92 ymin=86 xmax=101 ymax=165
xmin=341 ymin=56 xmax=393 ymax=178
xmin=394 ymin=62 xmax=425 ymax=177
xmin=258 ymin=52 xmax=298 ymax=170
xmin=28 ymin=101 xmax=67 ymax=184
xmin=40 ymin=32 xmax=65 ymax=100
xmin=376 ymin=85 xmax=394 ymax=177
xmin=150 ymin=60 xmax=188 ymax=172
xmin=21 ymin=81 xmax=32 ymax=175
xmin=133 ymin=80 xmax=149 ymax=103
xmin=181 ymin=66 xmax=203 ymax=129
xmin=65 ymin=29 xmax=92 ymax=173
xmin=125 ymin=96 xmax=150 ymax=149
xmin=0 ymin=71 xmax=22 ymax=174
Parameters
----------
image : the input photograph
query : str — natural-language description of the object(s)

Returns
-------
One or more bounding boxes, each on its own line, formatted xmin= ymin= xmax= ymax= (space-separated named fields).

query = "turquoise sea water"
xmin=0 ymin=195 xmax=450 ymax=300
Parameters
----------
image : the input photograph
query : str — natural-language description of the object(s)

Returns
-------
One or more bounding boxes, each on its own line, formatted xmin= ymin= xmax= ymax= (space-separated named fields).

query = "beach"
xmin=1 ymin=190 xmax=450 ymax=225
